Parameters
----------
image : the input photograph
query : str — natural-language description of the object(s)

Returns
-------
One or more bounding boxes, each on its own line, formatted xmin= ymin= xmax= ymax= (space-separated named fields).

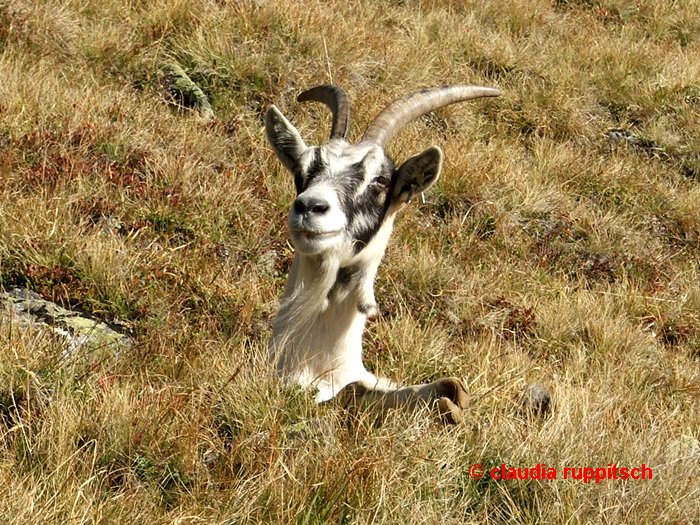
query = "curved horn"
xmin=362 ymin=85 xmax=502 ymax=147
xmin=297 ymin=85 xmax=351 ymax=141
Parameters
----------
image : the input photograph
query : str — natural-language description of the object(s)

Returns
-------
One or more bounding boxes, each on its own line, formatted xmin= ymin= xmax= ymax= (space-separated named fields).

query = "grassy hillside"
xmin=1 ymin=0 xmax=699 ymax=523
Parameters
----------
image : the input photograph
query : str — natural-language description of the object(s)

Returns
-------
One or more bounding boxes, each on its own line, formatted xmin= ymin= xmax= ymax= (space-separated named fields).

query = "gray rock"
xmin=1 ymin=287 xmax=132 ymax=358
xmin=257 ymin=250 xmax=278 ymax=275
xmin=96 ymin=215 xmax=123 ymax=234
xmin=666 ymin=435 xmax=700 ymax=463
xmin=604 ymin=129 xmax=667 ymax=159
xmin=521 ymin=383 xmax=551 ymax=417
xmin=161 ymin=63 xmax=215 ymax=121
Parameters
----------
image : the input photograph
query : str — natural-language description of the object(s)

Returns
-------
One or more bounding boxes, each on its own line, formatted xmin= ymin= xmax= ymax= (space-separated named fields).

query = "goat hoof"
xmin=433 ymin=377 xmax=469 ymax=409
xmin=436 ymin=397 xmax=463 ymax=425
xmin=336 ymin=380 xmax=372 ymax=408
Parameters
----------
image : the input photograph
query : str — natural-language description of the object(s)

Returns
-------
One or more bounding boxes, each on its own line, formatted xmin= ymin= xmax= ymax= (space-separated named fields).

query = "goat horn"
xmin=297 ymin=85 xmax=351 ymax=141
xmin=361 ymin=85 xmax=502 ymax=147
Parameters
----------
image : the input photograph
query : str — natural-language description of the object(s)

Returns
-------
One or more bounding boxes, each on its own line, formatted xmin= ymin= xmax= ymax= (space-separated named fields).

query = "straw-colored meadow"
xmin=1 ymin=0 xmax=699 ymax=523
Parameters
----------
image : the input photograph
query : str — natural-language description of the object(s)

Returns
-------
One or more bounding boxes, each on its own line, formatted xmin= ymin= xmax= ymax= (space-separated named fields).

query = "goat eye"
xmin=372 ymin=176 xmax=390 ymax=188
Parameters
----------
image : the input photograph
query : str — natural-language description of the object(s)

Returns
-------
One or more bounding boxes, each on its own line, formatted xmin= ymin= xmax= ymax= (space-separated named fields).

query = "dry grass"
xmin=1 ymin=0 xmax=699 ymax=523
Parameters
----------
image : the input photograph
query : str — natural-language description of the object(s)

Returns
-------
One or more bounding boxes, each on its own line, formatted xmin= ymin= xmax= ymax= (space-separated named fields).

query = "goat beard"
xmin=269 ymin=253 xmax=341 ymax=354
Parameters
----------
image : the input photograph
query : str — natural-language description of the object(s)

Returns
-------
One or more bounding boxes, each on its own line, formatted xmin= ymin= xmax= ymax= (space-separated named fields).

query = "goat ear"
xmin=392 ymin=146 xmax=443 ymax=204
xmin=266 ymin=105 xmax=307 ymax=173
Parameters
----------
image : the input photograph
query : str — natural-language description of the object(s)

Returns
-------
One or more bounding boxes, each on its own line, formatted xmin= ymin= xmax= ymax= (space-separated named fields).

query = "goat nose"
xmin=293 ymin=196 xmax=330 ymax=215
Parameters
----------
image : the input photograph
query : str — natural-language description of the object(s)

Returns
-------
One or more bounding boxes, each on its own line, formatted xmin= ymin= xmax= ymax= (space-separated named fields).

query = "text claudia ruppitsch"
xmin=490 ymin=464 xmax=653 ymax=483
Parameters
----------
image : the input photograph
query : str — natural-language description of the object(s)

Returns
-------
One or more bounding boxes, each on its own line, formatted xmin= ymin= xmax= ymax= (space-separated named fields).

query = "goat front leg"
xmin=337 ymin=377 xmax=469 ymax=425
xmin=356 ymin=281 xmax=378 ymax=318
xmin=355 ymin=267 xmax=378 ymax=319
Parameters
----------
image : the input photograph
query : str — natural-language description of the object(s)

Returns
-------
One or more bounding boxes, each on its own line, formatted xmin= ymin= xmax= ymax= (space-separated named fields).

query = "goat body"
xmin=267 ymin=85 xmax=501 ymax=418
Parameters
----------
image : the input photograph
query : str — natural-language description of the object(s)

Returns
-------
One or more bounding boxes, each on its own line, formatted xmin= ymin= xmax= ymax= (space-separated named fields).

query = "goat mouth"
xmin=291 ymin=229 xmax=341 ymax=241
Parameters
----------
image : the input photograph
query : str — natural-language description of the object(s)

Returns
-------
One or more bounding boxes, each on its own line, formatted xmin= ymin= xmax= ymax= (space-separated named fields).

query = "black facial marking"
xmin=301 ymin=148 xmax=325 ymax=191
xmin=347 ymin=158 xmax=395 ymax=254
xmin=346 ymin=162 xmax=367 ymax=191
xmin=293 ymin=146 xmax=398 ymax=254
xmin=334 ymin=162 xmax=367 ymax=209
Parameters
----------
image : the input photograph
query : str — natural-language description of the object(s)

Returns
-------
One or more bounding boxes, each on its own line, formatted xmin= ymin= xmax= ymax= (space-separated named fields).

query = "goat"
xmin=266 ymin=84 xmax=501 ymax=423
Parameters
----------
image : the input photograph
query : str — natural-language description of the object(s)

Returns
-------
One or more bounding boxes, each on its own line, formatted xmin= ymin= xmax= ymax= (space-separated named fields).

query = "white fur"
xmin=267 ymin=104 xmax=440 ymax=403
xmin=269 ymin=207 xmax=400 ymax=402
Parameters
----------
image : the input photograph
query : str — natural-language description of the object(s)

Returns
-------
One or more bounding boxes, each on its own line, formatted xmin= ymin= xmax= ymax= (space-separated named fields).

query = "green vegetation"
xmin=1 ymin=0 xmax=699 ymax=522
